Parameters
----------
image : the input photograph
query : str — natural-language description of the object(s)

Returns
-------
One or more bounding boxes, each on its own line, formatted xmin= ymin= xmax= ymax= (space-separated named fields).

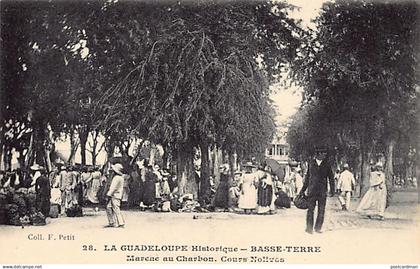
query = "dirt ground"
xmin=0 ymin=190 xmax=418 ymax=264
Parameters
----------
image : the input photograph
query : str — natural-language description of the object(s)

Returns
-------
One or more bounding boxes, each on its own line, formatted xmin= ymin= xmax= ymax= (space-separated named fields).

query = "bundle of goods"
xmin=178 ymin=194 xmax=201 ymax=213
xmin=294 ymin=193 xmax=309 ymax=210
xmin=24 ymin=191 xmax=37 ymax=215
xmin=49 ymin=188 xmax=61 ymax=218
xmin=0 ymin=188 xmax=47 ymax=226
xmin=0 ymin=191 xmax=8 ymax=224
xmin=65 ymin=201 xmax=83 ymax=217
xmin=30 ymin=212 xmax=46 ymax=226
xmin=274 ymin=190 xmax=291 ymax=208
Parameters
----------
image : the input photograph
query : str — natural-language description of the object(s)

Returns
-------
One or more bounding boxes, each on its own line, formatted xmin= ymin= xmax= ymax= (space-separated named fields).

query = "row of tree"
xmin=1 ymin=1 xmax=302 ymax=201
xmin=287 ymin=0 xmax=419 ymax=197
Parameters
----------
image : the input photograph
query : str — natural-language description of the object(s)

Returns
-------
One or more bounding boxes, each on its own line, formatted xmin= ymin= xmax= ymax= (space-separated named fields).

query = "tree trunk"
xmin=17 ymin=149 xmax=26 ymax=170
xmin=198 ymin=140 xmax=211 ymax=206
xmin=232 ymin=152 xmax=238 ymax=172
xmin=68 ymin=129 xmax=78 ymax=165
xmin=0 ymin=129 xmax=4 ymax=170
xmin=149 ymin=146 xmax=156 ymax=166
xmin=384 ymin=138 xmax=395 ymax=205
xmin=360 ymin=141 xmax=373 ymax=197
xmin=33 ymin=121 xmax=47 ymax=167
xmin=385 ymin=139 xmax=395 ymax=184
xmin=79 ymin=126 xmax=89 ymax=166
xmin=176 ymin=142 xmax=197 ymax=199
xmin=105 ymin=137 xmax=115 ymax=161
xmin=417 ymin=160 xmax=420 ymax=203
xmin=417 ymin=140 xmax=420 ymax=203
xmin=24 ymin=132 xmax=34 ymax=170
xmin=89 ymin=130 xmax=103 ymax=167
xmin=353 ymin=150 xmax=362 ymax=196
xmin=209 ymin=145 xmax=214 ymax=176
xmin=228 ymin=151 xmax=235 ymax=185
xmin=2 ymin=144 xmax=12 ymax=171
xmin=45 ymin=147 xmax=52 ymax=172
xmin=162 ymin=145 xmax=169 ymax=170
xmin=212 ymin=146 xmax=220 ymax=186
xmin=91 ymin=131 xmax=98 ymax=166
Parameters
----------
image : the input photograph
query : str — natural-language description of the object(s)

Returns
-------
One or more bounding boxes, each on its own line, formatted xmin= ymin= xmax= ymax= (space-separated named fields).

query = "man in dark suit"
xmin=299 ymin=146 xmax=334 ymax=234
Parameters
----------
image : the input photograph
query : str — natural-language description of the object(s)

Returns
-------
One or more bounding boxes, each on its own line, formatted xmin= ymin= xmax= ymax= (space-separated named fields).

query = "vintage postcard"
xmin=0 ymin=0 xmax=419 ymax=267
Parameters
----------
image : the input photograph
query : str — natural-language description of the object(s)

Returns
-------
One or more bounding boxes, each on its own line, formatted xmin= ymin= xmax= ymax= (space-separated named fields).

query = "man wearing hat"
xmin=31 ymin=164 xmax=51 ymax=218
xmin=105 ymin=163 xmax=125 ymax=228
xmin=299 ymin=146 xmax=334 ymax=234
xmin=58 ymin=165 xmax=76 ymax=214
xmin=337 ymin=163 xmax=356 ymax=211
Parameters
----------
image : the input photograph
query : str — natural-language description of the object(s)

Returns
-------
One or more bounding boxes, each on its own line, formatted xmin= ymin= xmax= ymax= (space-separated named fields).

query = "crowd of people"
xmin=0 ymin=151 xmax=391 ymax=231
xmin=213 ymin=162 xmax=296 ymax=214
xmin=0 ymin=157 xmax=304 ymax=226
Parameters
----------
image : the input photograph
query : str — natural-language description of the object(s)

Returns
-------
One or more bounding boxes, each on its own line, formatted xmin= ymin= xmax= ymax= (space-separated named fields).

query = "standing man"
xmin=59 ymin=166 xmax=77 ymax=214
xmin=299 ymin=146 xmax=334 ymax=234
xmin=337 ymin=163 xmax=355 ymax=211
xmin=32 ymin=164 xmax=51 ymax=218
xmin=105 ymin=163 xmax=125 ymax=228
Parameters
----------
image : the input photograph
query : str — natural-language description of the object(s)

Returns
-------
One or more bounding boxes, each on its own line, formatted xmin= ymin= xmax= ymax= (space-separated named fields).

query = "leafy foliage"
xmin=288 ymin=0 xmax=419 ymax=189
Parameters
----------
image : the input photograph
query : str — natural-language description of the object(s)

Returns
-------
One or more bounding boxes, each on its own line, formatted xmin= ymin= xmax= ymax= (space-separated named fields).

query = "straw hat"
xmin=219 ymin=164 xmax=229 ymax=170
xmin=30 ymin=164 xmax=44 ymax=171
xmin=111 ymin=163 xmax=124 ymax=175
xmin=242 ymin=162 xmax=256 ymax=168
xmin=161 ymin=170 xmax=170 ymax=177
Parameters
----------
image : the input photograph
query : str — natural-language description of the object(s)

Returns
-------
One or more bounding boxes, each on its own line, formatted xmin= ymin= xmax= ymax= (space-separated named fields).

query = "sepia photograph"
xmin=0 ymin=0 xmax=419 ymax=267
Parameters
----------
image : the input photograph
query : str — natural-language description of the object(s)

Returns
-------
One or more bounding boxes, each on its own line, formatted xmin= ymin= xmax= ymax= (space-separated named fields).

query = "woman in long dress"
xmin=283 ymin=172 xmax=296 ymax=200
xmin=80 ymin=168 xmax=92 ymax=203
xmin=214 ymin=164 xmax=230 ymax=210
xmin=128 ymin=166 xmax=142 ymax=208
xmin=356 ymin=163 xmax=387 ymax=220
xmin=238 ymin=163 xmax=258 ymax=214
xmin=86 ymin=169 xmax=102 ymax=204
xmin=142 ymin=166 xmax=157 ymax=208
xmin=256 ymin=169 xmax=276 ymax=214
xmin=292 ymin=167 xmax=304 ymax=196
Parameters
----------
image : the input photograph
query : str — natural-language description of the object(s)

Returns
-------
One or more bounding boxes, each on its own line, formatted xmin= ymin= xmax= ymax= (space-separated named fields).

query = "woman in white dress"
xmin=356 ymin=162 xmax=387 ymax=220
xmin=80 ymin=168 xmax=92 ymax=202
xmin=294 ymin=167 xmax=304 ymax=195
xmin=87 ymin=168 xmax=102 ymax=204
xmin=238 ymin=163 xmax=258 ymax=214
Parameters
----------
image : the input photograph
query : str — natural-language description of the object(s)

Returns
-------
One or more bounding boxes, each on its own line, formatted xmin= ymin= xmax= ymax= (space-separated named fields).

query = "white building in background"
xmin=265 ymin=133 xmax=290 ymax=165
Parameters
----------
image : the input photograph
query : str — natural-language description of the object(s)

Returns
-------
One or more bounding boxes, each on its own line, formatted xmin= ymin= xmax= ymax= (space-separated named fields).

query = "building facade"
xmin=265 ymin=134 xmax=290 ymax=165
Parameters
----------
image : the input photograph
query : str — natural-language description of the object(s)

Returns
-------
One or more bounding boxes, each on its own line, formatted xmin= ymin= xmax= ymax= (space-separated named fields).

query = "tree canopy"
xmin=288 ymin=0 xmax=419 ymax=192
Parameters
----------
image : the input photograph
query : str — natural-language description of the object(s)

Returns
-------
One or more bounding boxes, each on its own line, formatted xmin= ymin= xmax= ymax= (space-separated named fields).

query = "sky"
xmin=270 ymin=0 xmax=327 ymax=126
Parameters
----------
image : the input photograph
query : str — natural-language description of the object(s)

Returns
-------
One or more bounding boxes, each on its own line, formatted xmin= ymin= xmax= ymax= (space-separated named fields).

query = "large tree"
xmin=289 ymin=0 xmax=419 ymax=197
xmin=92 ymin=0 xmax=301 ymax=199
xmin=1 ymin=1 xmax=106 ymax=169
